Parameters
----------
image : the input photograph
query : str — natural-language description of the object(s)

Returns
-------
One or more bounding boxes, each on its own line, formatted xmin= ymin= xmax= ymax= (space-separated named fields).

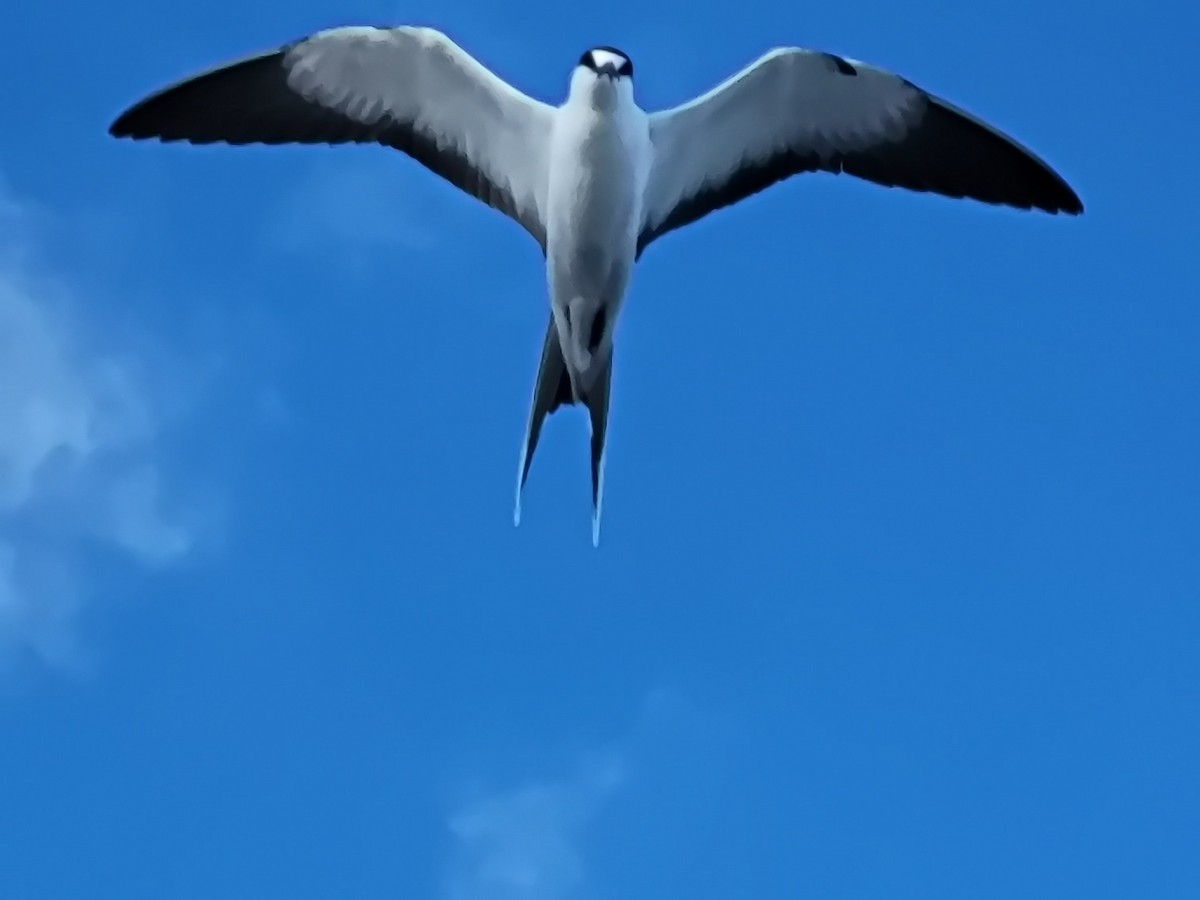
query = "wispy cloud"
xmin=446 ymin=756 xmax=623 ymax=900
xmin=441 ymin=688 xmax=718 ymax=900
xmin=0 ymin=176 xmax=207 ymax=671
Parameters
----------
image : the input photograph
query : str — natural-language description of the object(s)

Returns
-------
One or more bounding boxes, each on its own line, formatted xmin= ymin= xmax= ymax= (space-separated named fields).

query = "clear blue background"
xmin=2 ymin=0 xmax=1197 ymax=897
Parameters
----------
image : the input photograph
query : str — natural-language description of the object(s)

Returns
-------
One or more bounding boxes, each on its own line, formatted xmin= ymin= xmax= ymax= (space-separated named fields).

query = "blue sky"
xmin=1 ymin=0 xmax=1197 ymax=896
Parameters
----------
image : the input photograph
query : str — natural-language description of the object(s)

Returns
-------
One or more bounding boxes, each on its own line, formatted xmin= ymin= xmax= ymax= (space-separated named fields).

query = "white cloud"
xmin=0 ymin=177 xmax=204 ymax=670
xmin=445 ymin=756 xmax=623 ymax=900
xmin=441 ymin=688 xmax=719 ymax=900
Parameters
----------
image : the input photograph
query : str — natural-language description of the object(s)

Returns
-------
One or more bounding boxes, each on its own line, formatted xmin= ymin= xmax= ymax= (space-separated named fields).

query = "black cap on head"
xmin=579 ymin=46 xmax=633 ymax=78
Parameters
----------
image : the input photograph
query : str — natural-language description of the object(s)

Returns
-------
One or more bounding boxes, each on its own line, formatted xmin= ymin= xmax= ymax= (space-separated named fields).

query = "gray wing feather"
xmin=110 ymin=26 xmax=555 ymax=250
xmin=638 ymin=48 xmax=1082 ymax=256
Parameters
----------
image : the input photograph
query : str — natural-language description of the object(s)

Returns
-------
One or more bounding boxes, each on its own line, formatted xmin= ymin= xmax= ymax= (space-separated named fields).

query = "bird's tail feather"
xmin=586 ymin=355 xmax=612 ymax=548
xmin=514 ymin=314 xmax=612 ymax=546
xmin=515 ymin=316 xmax=574 ymax=525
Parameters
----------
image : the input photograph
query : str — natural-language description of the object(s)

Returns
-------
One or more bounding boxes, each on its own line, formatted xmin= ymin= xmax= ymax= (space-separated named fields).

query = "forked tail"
xmin=514 ymin=315 xmax=612 ymax=546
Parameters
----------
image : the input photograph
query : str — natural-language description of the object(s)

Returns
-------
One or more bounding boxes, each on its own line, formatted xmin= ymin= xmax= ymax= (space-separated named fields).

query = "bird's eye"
xmin=578 ymin=50 xmax=594 ymax=70
xmin=619 ymin=58 xmax=633 ymax=77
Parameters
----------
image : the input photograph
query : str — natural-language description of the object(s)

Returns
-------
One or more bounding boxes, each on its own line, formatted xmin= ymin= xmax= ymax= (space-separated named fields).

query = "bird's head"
xmin=569 ymin=47 xmax=634 ymax=109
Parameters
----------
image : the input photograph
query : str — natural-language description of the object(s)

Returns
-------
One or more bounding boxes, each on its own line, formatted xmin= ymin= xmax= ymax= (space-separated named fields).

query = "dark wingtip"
xmin=108 ymin=108 xmax=139 ymax=139
xmin=104 ymin=50 xmax=292 ymax=145
xmin=107 ymin=102 xmax=193 ymax=142
xmin=1035 ymin=166 xmax=1084 ymax=216
xmin=1060 ymin=187 xmax=1085 ymax=216
xmin=109 ymin=96 xmax=169 ymax=139
xmin=108 ymin=98 xmax=142 ymax=138
xmin=891 ymin=97 xmax=1086 ymax=220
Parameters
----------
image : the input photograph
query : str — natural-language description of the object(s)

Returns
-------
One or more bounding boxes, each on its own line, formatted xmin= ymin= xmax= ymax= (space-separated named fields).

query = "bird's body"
xmin=526 ymin=52 xmax=653 ymax=540
xmin=545 ymin=65 xmax=649 ymax=397
xmin=108 ymin=27 xmax=1083 ymax=545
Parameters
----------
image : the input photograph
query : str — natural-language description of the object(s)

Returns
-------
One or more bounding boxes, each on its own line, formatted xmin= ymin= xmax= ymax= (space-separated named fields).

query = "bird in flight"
xmin=109 ymin=26 xmax=1083 ymax=546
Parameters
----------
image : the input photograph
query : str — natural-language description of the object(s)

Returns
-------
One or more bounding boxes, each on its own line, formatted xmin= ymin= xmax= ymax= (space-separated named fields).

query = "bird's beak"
xmin=595 ymin=63 xmax=619 ymax=80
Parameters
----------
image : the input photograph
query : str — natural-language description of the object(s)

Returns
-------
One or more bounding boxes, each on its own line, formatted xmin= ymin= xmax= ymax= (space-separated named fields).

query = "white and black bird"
xmin=109 ymin=26 xmax=1083 ymax=545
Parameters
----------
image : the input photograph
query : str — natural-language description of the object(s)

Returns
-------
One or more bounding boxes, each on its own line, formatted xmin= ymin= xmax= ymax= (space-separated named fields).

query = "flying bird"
xmin=109 ymin=26 xmax=1083 ymax=546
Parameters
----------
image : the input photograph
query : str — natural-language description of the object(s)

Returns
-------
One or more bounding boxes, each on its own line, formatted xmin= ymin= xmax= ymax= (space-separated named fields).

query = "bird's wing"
xmin=638 ymin=48 xmax=1082 ymax=256
xmin=110 ymin=26 xmax=556 ymax=251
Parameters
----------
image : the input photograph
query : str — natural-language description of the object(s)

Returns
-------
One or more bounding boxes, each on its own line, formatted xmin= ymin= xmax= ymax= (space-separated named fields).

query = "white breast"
xmin=545 ymin=98 xmax=650 ymax=258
